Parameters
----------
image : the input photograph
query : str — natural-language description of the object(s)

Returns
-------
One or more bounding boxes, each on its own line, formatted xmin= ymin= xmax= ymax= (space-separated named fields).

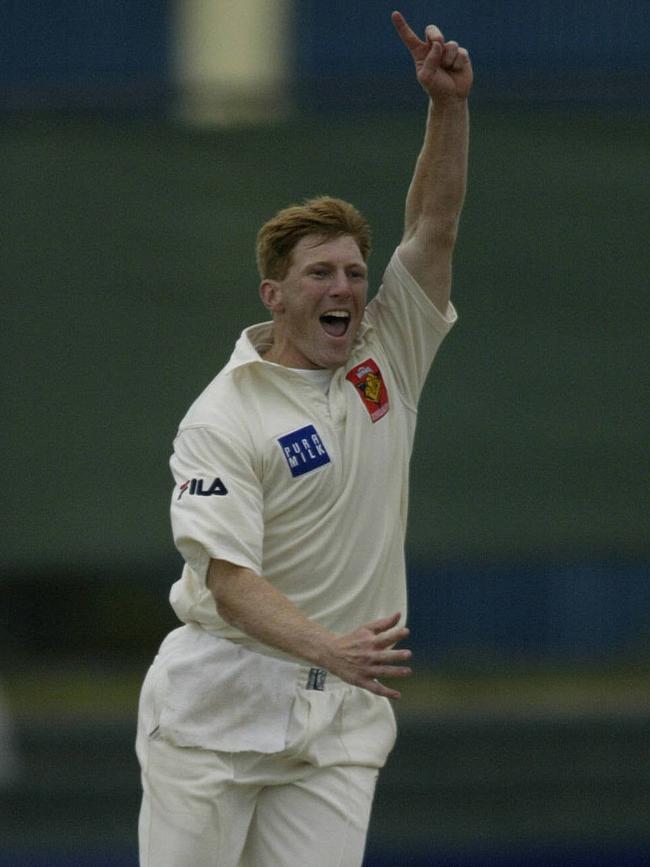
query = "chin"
xmin=306 ymin=330 xmax=357 ymax=369
xmin=316 ymin=347 xmax=352 ymax=370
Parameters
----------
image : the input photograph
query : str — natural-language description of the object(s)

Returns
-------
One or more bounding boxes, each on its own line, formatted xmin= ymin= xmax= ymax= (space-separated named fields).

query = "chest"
xmin=253 ymin=354 xmax=411 ymax=516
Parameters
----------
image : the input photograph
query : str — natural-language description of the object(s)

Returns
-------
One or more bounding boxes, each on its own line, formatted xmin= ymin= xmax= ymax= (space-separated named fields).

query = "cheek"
xmin=286 ymin=302 xmax=319 ymax=337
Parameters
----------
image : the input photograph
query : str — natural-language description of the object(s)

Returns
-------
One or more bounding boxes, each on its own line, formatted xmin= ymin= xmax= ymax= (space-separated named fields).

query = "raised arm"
xmin=391 ymin=10 xmax=473 ymax=313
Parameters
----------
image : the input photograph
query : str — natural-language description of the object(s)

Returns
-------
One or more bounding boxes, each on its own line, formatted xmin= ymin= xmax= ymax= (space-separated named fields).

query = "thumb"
xmin=425 ymin=24 xmax=445 ymax=45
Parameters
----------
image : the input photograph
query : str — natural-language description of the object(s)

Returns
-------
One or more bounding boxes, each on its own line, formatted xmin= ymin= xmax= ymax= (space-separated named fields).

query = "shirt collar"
xmin=223 ymin=321 xmax=274 ymax=373
xmin=223 ymin=316 xmax=373 ymax=375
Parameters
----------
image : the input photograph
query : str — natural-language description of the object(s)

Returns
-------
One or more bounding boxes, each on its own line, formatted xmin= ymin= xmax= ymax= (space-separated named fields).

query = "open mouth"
xmin=319 ymin=310 xmax=350 ymax=338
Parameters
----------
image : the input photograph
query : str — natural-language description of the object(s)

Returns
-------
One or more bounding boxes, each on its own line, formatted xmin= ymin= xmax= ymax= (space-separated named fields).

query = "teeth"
xmin=323 ymin=311 xmax=350 ymax=319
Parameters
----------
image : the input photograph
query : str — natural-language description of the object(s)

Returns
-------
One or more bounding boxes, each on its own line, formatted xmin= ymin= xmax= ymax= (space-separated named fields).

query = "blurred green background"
xmin=2 ymin=2 xmax=650 ymax=866
xmin=5 ymin=107 xmax=649 ymax=569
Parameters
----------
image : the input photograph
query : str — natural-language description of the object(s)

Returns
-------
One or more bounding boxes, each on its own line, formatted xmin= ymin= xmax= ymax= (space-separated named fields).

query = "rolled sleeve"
xmin=366 ymin=249 xmax=457 ymax=409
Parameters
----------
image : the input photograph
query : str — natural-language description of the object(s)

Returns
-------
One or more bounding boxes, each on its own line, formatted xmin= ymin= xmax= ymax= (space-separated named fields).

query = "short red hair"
xmin=256 ymin=196 xmax=371 ymax=280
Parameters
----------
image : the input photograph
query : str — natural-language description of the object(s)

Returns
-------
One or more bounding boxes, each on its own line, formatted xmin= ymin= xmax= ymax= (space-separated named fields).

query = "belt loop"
xmin=306 ymin=667 xmax=327 ymax=691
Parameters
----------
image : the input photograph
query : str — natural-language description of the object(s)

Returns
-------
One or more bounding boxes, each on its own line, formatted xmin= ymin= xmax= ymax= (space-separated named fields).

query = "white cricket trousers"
xmin=136 ymin=651 xmax=396 ymax=867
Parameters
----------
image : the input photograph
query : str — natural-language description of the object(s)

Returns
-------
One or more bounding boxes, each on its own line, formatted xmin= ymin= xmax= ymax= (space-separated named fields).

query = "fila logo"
xmin=178 ymin=478 xmax=228 ymax=500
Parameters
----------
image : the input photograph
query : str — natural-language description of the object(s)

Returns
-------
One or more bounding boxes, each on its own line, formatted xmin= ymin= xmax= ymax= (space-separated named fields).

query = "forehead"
xmin=290 ymin=234 xmax=365 ymax=269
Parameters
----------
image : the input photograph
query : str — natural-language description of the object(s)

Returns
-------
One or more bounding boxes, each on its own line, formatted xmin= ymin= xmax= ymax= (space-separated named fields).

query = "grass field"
xmin=5 ymin=663 xmax=650 ymax=721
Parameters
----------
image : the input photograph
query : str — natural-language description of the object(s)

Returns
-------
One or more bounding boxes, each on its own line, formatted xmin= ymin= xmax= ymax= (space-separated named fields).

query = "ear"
xmin=259 ymin=279 xmax=284 ymax=314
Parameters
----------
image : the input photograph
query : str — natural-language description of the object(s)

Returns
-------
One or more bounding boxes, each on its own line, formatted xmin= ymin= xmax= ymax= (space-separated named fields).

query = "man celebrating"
xmin=136 ymin=11 xmax=472 ymax=867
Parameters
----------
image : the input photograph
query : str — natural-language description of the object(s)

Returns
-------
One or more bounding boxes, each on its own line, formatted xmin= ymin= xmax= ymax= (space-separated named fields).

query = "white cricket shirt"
xmin=169 ymin=249 xmax=456 ymax=659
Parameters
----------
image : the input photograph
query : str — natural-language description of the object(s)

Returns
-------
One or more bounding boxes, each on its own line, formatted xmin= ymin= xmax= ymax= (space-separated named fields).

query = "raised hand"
xmin=323 ymin=612 xmax=412 ymax=700
xmin=391 ymin=10 xmax=473 ymax=101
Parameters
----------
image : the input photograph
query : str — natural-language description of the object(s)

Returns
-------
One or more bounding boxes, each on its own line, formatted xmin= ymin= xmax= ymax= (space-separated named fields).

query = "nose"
xmin=329 ymin=269 xmax=352 ymax=295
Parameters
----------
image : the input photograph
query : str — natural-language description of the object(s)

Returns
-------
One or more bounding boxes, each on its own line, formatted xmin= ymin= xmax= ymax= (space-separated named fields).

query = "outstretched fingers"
xmin=366 ymin=679 xmax=404 ymax=700
xmin=374 ymin=625 xmax=410 ymax=650
xmin=362 ymin=612 xmax=410 ymax=652
xmin=367 ymin=618 xmax=413 ymax=695
xmin=327 ymin=612 xmax=413 ymax=699
xmin=371 ymin=662 xmax=412 ymax=680
xmin=357 ymin=665 xmax=412 ymax=697
xmin=365 ymin=611 xmax=402 ymax=634
xmin=360 ymin=666 xmax=411 ymax=700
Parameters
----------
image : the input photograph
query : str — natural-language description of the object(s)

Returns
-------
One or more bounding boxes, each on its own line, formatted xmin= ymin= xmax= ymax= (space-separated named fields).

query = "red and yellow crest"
xmin=346 ymin=358 xmax=389 ymax=422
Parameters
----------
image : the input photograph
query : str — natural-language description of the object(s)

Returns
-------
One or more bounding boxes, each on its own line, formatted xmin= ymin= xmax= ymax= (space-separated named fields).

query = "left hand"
xmin=391 ymin=10 xmax=473 ymax=102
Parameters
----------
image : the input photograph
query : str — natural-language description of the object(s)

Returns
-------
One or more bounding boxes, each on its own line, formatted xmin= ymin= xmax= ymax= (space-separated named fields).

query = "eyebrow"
xmin=304 ymin=260 xmax=367 ymax=271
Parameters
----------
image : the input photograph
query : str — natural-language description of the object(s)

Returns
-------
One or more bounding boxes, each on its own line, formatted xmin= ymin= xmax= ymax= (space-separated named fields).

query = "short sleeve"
xmin=170 ymin=425 xmax=264 ymax=582
xmin=365 ymin=250 xmax=457 ymax=409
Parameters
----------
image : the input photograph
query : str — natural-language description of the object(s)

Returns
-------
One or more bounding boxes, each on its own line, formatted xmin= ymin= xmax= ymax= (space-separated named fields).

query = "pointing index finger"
xmin=391 ymin=10 xmax=425 ymax=51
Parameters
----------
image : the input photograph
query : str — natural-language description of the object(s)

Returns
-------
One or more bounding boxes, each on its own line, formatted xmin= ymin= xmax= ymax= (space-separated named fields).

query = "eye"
xmin=310 ymin=268 xmax=328 ymax=278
